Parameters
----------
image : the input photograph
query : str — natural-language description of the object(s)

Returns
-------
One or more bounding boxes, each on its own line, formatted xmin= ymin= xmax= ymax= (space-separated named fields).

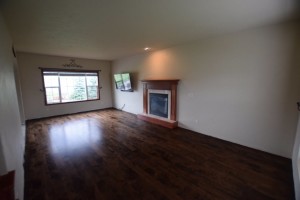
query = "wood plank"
xmin=24 ymin=109 xmax=295 ymax=200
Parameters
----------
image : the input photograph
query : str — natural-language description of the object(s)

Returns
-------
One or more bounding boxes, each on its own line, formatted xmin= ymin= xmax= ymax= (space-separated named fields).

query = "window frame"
xmin=41 ymin=68 xmax=101 ymax=105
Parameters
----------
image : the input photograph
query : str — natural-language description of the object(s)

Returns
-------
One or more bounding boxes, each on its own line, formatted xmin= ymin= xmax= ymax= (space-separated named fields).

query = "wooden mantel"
xmin=137 ymin=79 xmax=179 ymax=129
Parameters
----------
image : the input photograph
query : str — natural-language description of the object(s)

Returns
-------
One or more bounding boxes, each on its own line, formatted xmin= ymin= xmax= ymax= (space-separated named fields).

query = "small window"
xmin=41 ymin=69 xmax=100 ymax=105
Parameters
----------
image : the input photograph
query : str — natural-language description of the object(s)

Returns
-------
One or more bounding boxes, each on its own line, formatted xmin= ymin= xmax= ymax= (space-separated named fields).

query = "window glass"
xmin=46 ymin=88 xmax=60 ymax=104
xmin=44 ymin=75 xmax=59 ymax=87
xmin=42 ymin=70 xmax=99 ymax=104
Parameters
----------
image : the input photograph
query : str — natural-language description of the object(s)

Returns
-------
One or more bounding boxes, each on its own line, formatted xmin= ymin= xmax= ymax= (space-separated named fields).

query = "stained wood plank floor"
xmin=24 ymin=109 xmax=295 ymax=200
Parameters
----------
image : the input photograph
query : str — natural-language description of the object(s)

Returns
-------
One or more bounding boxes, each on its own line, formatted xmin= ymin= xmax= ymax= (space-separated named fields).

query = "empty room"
xmin=1 ymin=0 xmax=300 ymax=199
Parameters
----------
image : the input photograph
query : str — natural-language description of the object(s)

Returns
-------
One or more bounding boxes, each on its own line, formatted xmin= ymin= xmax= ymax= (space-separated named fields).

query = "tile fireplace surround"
xmin=137 ymin=79 xmax=179 ymax=129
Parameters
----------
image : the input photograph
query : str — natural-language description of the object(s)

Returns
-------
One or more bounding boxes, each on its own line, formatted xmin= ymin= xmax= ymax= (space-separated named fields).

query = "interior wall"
xmin=17 ymin=52 xmax=113 ymax=120
xmin=293 ymin=115 xmax=300 ymax=200
xmin=112 ymin=22 xmax=300 ymax=158
xmin=292 ymin=35 xmax=300 ymax=200
xmin=0 ymin=13 xmax=25 ymax=200
xmin=13 ymin=57 xmax=25 ymax=124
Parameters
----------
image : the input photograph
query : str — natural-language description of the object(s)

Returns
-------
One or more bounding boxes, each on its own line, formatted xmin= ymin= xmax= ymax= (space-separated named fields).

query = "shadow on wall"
xmin=130 ymin=71 xmax=139 ymax=91
xmin=0 ymin=144 xmax=6 ymax=173
xmin=292 ymin=25 xmax=300 ymax=200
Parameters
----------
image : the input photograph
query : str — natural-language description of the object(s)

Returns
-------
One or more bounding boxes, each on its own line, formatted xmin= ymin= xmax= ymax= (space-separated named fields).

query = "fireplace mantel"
xmin=137 ymin=79 xmax=179 ymax=128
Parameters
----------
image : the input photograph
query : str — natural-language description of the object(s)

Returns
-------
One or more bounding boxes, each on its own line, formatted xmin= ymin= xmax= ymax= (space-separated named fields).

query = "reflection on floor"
xmin=24 ymin=109 xmax=295 ymax=200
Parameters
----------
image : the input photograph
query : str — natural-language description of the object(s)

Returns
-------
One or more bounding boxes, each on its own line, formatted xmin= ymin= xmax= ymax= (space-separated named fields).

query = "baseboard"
xmin=25 ymin=107 xmax=114 ymax=124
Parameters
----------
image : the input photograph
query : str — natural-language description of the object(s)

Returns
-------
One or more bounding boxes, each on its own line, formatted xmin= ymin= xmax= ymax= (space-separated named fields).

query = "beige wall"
xmin=112 ymin=22 xmax=300 ymax=158
xmin=17 ymin=53 xmax=113 ymax=120
xmin=0 ymin=13 xmax=25 ymax=200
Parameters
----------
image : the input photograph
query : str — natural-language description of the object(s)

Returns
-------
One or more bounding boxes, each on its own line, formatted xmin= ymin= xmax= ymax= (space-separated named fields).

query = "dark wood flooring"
xmin=24 ymin=109 xmax=295 ymax=200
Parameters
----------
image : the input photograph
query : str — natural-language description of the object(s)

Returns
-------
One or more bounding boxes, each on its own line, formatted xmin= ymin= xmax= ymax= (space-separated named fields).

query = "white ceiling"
xmin=1 ymin=0 xmax=299 ymax=60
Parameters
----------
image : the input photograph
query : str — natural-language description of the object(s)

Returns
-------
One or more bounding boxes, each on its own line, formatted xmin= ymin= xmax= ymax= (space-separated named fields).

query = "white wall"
xmin=292 ymin=36 xmax=300 ymax=199
xmin=293 ymin=115 xmax=300 ymax=200
xmin=112 ymin=22 xmax=300 ymax=158
xmin=17 ymin=53 xmax=113 ymax=120
xmin=13 ymin=57 xmax=26 ymax=124
xmin=0 ymin=13 xmax=25 ymax=200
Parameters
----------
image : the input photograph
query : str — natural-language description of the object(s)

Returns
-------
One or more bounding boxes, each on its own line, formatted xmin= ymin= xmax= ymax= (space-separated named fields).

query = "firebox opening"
xmin=147 ymin=89 xmax=171 ymax=119
xmin=149 ymin=93 xmax=168 ymax=118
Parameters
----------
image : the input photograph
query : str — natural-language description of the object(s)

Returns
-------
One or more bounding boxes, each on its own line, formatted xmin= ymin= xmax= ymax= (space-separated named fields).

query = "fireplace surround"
xmin=137 ymin=79 xmax=179 ymax=128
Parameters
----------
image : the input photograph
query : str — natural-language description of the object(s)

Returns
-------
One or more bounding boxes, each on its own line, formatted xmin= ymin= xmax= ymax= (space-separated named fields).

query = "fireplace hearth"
xmin=137 ymin=79 xmax=179 ymax=129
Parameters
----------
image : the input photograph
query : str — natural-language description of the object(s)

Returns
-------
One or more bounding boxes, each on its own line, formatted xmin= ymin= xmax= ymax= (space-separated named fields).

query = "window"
xmin=42 ymin=69 xmax=100 ymax=105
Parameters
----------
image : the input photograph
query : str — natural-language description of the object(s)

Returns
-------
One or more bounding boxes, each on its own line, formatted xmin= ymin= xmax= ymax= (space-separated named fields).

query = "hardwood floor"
xmin=24 ymin=109 xmax=295 ymax=200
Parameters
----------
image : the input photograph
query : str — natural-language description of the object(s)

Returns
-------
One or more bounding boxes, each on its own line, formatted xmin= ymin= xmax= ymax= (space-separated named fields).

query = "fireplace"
xmin=137 ymin=79 xmax=179 ymax=128
xmin=148 ymin=90 xmax=171 ymax=119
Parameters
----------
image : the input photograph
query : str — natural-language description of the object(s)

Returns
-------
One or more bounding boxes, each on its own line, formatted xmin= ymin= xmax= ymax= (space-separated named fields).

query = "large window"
xmin=42 ymin=69 xmax=100 ymax=105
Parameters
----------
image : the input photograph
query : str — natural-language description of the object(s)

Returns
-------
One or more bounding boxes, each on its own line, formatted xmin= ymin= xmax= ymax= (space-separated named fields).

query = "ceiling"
xmin=1 ymin=0 xmax=299 ymax=60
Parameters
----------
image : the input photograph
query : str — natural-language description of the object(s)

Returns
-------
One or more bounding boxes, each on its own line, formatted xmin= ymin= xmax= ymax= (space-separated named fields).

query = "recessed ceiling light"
xmin=144 ymin=47 xmax=151 ymax=51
